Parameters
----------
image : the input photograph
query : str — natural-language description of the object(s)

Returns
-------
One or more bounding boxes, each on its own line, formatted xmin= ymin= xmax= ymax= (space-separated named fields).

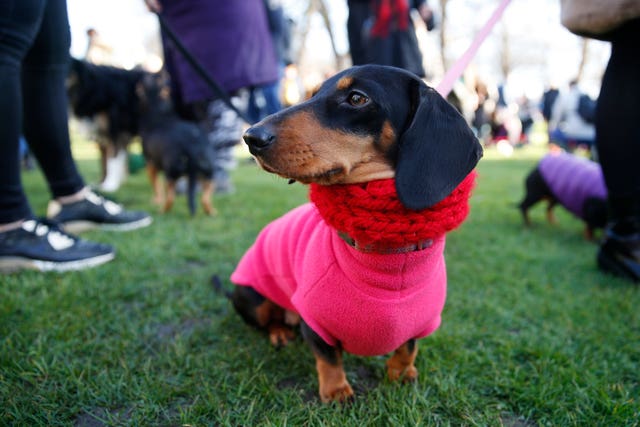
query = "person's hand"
xmin=418 ymin=4 xmax=432 ymax=21
xmin=418 ymin=4 xmax=435 ymax=30
xmin=144 ymin=0 xmax=162 ymax=13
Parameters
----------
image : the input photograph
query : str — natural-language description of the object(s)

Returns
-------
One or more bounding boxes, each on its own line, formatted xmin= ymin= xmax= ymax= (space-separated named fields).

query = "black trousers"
xmin=596 ymin=18 xmax=640 ymax=218
xmin=0 ymin=0 xmax=84 ymax=224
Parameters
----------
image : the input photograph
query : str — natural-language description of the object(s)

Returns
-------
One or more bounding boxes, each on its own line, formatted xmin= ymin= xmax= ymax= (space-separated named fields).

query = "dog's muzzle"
xmin=243 ymin=125 xmax=276 ymax=155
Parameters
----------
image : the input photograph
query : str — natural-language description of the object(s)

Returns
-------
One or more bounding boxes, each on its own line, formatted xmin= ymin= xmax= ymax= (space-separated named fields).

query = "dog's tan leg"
xmin=299 ymin=321 xmax=353 ymax=402
xmin=231 ymin=287 xmax=296 ymax=348
xmin=251 ymin=298 xmax=295 ymax=347
xmin=315 ymin=350 xmax=353 ymax=403
xmin=200 ymin=179 xmax=217 ymax=216
xmin=584 ymin=225 xmax=595 ymax=241
xmin=546 ymin=199 xmax=558 ymax=224
xmin=386 ymin=339 xmax=418 ymax=382
xmin=98 ymin=144 xmax=108 ymax=183
xmin=146 ymin=164 xmax=164 ymax=206
xmin=163 ymin=180 xmax=176 ymax=213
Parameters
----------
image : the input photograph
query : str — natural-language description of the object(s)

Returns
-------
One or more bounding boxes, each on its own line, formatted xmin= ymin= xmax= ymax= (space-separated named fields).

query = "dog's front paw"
xmin=386 ymin=364 xmax=418 ymax=382
xmin=320 ymin=381 xmax=354 ymax=403
xmin=202 ymin=205 xmax=218 ymax=216
xmin=386 ymin=340 xmax=419 ymax=382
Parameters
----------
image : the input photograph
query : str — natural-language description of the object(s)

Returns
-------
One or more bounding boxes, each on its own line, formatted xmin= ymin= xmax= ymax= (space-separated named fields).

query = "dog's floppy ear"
xmin=395 ymin=79 xmax=482 ymax=210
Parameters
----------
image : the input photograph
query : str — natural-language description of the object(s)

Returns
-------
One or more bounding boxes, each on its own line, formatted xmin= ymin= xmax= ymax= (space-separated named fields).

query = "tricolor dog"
xmin=230 ymin=65 xmax=482 ymax=402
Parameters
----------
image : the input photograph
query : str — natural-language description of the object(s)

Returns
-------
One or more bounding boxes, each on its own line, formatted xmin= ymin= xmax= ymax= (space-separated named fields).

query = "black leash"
xmin=155 ymin=12 xmax=252 ymax=124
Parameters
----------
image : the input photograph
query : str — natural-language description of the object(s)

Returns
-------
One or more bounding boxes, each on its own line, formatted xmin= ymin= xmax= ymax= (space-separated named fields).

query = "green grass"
xmin=1 ymin=140 xmax=638 ymax=426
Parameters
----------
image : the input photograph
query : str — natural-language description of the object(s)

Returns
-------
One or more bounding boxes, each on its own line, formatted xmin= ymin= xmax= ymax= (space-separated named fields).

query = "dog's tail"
xmin=210 ymin=274 xmax=233 ymax=299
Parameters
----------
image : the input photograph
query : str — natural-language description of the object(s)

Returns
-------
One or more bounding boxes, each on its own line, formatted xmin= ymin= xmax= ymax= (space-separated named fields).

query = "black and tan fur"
xmin=136 ymin=73 xmax=215 ymax=216
xmin=233 ymin=65 xmax=483 ymax=402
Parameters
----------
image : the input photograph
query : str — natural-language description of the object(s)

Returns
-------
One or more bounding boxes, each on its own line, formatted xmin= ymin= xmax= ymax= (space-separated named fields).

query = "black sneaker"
xmin=47 ymin=190 xmax=152 ymax=234
xmin=597 ymin=227 xmax=640 ymax=283
xmin=0 ymin=219 xmax=115 ymax=273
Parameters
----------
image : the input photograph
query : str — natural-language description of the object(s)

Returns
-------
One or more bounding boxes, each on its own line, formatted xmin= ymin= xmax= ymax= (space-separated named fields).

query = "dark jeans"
xmin=596 ymin=18 xmax=640 ymax=212
xmin=0 ymin=0 xmax=84 ymax=224
xmin=347 ymin=0 xmax=370 ymax=66
xmin=247 ymin=80 xmax=282 ymax=124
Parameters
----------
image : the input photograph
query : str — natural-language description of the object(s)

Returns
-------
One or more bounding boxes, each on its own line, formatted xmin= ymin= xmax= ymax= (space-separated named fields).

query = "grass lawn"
xmin=1 ymin=138 xmax=638 ymax=426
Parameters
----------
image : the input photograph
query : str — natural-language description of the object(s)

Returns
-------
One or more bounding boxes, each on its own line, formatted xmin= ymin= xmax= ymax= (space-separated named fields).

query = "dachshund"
xmin=518 ymin=152 xmax=608 ymax=240
xmin=229 ymin=65 xmax=483 ymax=402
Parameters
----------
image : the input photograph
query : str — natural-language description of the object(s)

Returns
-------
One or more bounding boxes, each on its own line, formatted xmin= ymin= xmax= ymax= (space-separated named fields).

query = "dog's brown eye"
xmin=347 ymin=91 xmax=369 ymax=107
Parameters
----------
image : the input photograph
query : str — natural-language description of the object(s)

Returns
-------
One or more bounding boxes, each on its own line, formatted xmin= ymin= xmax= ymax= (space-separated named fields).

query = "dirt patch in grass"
xmin=500 ymin=413 xmax=537 ymax=427
xmin=74 ymin=406 xmax=134 ymax=427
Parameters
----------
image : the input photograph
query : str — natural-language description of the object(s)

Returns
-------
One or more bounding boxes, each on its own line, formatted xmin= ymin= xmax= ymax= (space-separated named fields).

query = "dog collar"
xmin=338 ymin=231 xmax=433 ymax=254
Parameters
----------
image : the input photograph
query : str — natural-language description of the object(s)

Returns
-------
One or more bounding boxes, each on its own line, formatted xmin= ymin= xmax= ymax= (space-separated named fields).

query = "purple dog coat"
xmin=538 ymin=152 xmax=607 ymax=218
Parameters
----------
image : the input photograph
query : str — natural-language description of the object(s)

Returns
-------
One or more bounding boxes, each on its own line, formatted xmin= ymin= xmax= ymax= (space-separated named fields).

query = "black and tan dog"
xmin=518 ymin=152 xmax=608 ymax=240
xmin=229 ymin=65 xmax=482 ymax=402
xmin=136 ymin=73 xmax=215 ymax=216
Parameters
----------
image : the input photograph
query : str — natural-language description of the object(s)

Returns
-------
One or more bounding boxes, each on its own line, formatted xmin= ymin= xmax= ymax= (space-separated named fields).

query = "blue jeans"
xmin=0 ymin=0 xmax=84 ymax=223
xmin=247 ymin=81 xmax=282 ymax=123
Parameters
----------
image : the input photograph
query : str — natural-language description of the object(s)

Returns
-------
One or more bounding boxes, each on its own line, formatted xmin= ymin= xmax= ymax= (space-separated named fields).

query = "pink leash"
xmin=436 ymin=0 xmax=513 ymax=97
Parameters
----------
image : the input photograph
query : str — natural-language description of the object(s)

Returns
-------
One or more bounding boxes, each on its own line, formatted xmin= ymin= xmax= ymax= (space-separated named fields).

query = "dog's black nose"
xmin=243 ymin=125 xmax=276 ymax=152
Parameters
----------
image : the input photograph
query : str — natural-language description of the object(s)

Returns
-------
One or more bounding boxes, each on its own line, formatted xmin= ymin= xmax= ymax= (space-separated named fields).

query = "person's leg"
xmin=347 ymin=1 xmax=370 ymax=66
xmin=1 ymin=0 xmax=151 ymax=272
xmin=261 ymin=80 xmax=282 ymax=116
xmin=0 ymin=0 xmax=46 ymax=224
xmin=0 ymin=0 xmax=115 ymax=272
xmin=596 ymin=18 xmax=640 ymax=282
xmin=20 ymin=0 xmax=150 ymax=233
xmin=199 ymin=97 xmax=245 ymax=195
xmin=21 ymin=0 xmax=85 ymax=199
xmin=247 ymin=87 xmax=264 ymax=124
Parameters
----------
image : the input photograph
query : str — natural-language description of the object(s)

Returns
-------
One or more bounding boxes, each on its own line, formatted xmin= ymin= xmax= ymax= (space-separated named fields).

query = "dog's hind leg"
xmin=231 ymin=286 xmax=296 ymax=347
xmin=546 ymin=198 xmax=558 ymax=224
xmin=584 ymin=225 xmax=595 ymax=241
xmin=163 ymin=180 xmax=177 ymax=213
xmin=386 ymin=339 xmax=418 ymax=382
xmin=300 ymin=321 xmax=353 ymax=403
xmin=200 ymin=179 xmax=217 ymax=216
xmin=146 ymin=164 xmax=164 ymax=206
xmin=98 ymin=143 xmax=108 ymax=183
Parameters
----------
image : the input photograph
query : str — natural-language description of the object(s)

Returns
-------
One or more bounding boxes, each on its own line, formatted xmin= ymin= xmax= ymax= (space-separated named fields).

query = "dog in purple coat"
xmin=518 ymin=152 xmax=609 ymax=240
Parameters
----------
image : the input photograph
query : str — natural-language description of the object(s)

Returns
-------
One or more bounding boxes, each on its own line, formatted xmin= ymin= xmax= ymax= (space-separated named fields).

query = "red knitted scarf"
xmin=309 ymin=172 xmax=476 ymax=249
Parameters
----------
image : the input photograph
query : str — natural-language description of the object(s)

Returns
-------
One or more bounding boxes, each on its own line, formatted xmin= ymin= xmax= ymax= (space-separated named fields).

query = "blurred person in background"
xmin=347 ymin=0 xmax=435 ymax=77
xmin=561 ymin=0 xmax=640 ymax=282
xmin=0 ymin=0 xmax=151 ymax=273
xmin=247 ymin=0 xmax=293 ymax=123
xmin=145 ymin=0 xmax=280 ymax=194
xmin=548 ymin=79 xmax=595 ymax=152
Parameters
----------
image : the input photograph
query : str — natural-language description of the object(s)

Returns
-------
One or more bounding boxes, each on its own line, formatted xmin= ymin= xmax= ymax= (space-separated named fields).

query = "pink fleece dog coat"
xmin=231 ymin=175 xmax=475 ymax=356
